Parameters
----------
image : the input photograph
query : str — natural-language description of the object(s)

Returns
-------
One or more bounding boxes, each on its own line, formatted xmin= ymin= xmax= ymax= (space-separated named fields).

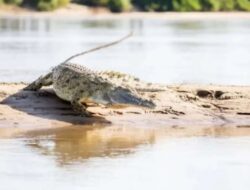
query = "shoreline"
xmin=1 ymin=4 xmax=250 ymax=20
xmin=1 ymin=82 xmax=250 ymax=138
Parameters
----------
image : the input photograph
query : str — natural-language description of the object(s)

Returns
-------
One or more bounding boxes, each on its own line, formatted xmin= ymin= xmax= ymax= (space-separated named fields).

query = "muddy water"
xmin=0 ymin=17 xmax=250 ymax=84
xmin=1 ymin=125 xmax=250 ymax=190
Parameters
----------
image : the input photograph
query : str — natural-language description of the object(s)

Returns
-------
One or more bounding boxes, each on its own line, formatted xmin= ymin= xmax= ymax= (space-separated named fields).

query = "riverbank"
xmin=1 ymin=82 xmax=250 ymax=138
xmin=1 ymin=3 xmax=250 ymax=20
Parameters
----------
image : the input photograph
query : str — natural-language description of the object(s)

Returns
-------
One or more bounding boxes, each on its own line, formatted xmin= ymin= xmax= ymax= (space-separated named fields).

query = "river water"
xmin=1 ymin=16 xmax=250 ymax=190
xmin=0 ymin=16 xmax=250 ymax=84
xmin=1 ymin=125 xmax=250 ymax=190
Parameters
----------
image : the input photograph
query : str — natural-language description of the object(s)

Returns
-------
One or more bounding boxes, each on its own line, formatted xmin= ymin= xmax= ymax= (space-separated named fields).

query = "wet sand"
xmin=1 ymin=82 xmax=250 ymax=138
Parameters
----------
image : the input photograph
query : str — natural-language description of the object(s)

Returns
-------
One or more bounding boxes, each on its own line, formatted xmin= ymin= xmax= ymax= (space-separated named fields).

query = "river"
xmin=1 ymin=16 xmax=250 ymax=190
xmin=0 ymin=16 xmax=250 ymax=84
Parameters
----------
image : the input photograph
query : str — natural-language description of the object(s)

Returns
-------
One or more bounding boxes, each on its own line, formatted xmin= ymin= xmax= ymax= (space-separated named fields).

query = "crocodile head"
xmin=105 ymin=87 xmax=156 ymax=109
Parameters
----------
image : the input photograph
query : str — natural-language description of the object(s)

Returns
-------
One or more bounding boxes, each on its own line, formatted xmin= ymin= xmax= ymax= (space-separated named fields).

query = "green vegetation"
xmin=173 ymin=0 xmax=202 ymax=11
xmin=76 ymin=0 xmax=132 ymax=11
xmin=1 ymin=0 xmax=250 ymax=12
xmin=236 ymin=0 xmax=250 ymax=11
xmin=201 ymin=0 xmax=220 ymax=11
xmin=220 ymin=0 xmax=235 ymax=11
xmin=76 ymin=0 xmax=109 ymax=6
xmin=37 ymin=0 xmax=58 ymax=11
xmin=4 ymin=0 xmax=23 ymax=5
xmin=0 ymin=0 xmax=70 ymax=10
xmin=37 ymin=0 xmax=70 ymax=11
xmin=133 ymin=0 xmax=172 ymax=11
xmin=108 ymin=0 xmax=132 ymax=12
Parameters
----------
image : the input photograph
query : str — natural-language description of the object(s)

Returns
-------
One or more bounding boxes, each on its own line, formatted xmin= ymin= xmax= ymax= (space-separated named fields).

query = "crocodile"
xmin=24 ymin=33 xmax=157 ymax=116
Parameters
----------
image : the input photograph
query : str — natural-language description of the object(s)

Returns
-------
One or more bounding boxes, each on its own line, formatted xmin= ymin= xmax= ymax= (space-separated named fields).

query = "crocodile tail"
xmin=23 ymin=72 xmax=53 ymax=91
xmin=107 ymin=87 xmax=156 ymax=109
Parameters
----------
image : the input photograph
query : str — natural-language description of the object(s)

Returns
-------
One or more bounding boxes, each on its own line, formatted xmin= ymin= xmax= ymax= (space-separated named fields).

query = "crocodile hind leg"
xmin=24 ymin=72 xmax=53 ymax=91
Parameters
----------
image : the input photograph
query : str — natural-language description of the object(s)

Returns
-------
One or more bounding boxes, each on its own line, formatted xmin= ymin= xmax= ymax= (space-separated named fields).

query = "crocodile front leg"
xmin=24 ymin=72 xmax=53 ymax=91
xmin=71 ymin=98 xmax=94 ymax=117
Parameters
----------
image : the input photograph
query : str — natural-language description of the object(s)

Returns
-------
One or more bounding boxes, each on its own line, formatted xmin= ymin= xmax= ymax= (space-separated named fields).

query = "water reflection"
xmin=2 ymin=125 xmax=250 ymax=190
xmin=0 ymin=18 xmax=145 ymax=32
xmin=23 ymin=126 xmax=155 ymax=165
xmin=169 ymin=21 xmax=205 ymax=31
xmin=81 ymin=20 xmax=118 ymax=28
xmin=20 ymin=125 xmax=250 ymax=166
xmin=0 ymin=17 xmax=52 ymax=32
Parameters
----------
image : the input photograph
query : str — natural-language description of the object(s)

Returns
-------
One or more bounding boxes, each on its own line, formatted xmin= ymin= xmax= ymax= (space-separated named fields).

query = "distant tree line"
xmin=1 ymin=0 xmax=250 ymax=12
xmin=0 ymin=0 xmax=70 ymax=11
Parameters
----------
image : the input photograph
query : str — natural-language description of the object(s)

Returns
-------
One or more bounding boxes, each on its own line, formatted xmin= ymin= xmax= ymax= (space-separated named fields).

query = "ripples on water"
xmin=0 ymin=17 xmax=250 ymax=84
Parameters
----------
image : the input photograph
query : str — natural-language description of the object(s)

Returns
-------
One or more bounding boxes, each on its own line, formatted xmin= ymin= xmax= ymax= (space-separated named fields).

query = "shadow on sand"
xmin=1 ymin=88 xmax=111 ymax=125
